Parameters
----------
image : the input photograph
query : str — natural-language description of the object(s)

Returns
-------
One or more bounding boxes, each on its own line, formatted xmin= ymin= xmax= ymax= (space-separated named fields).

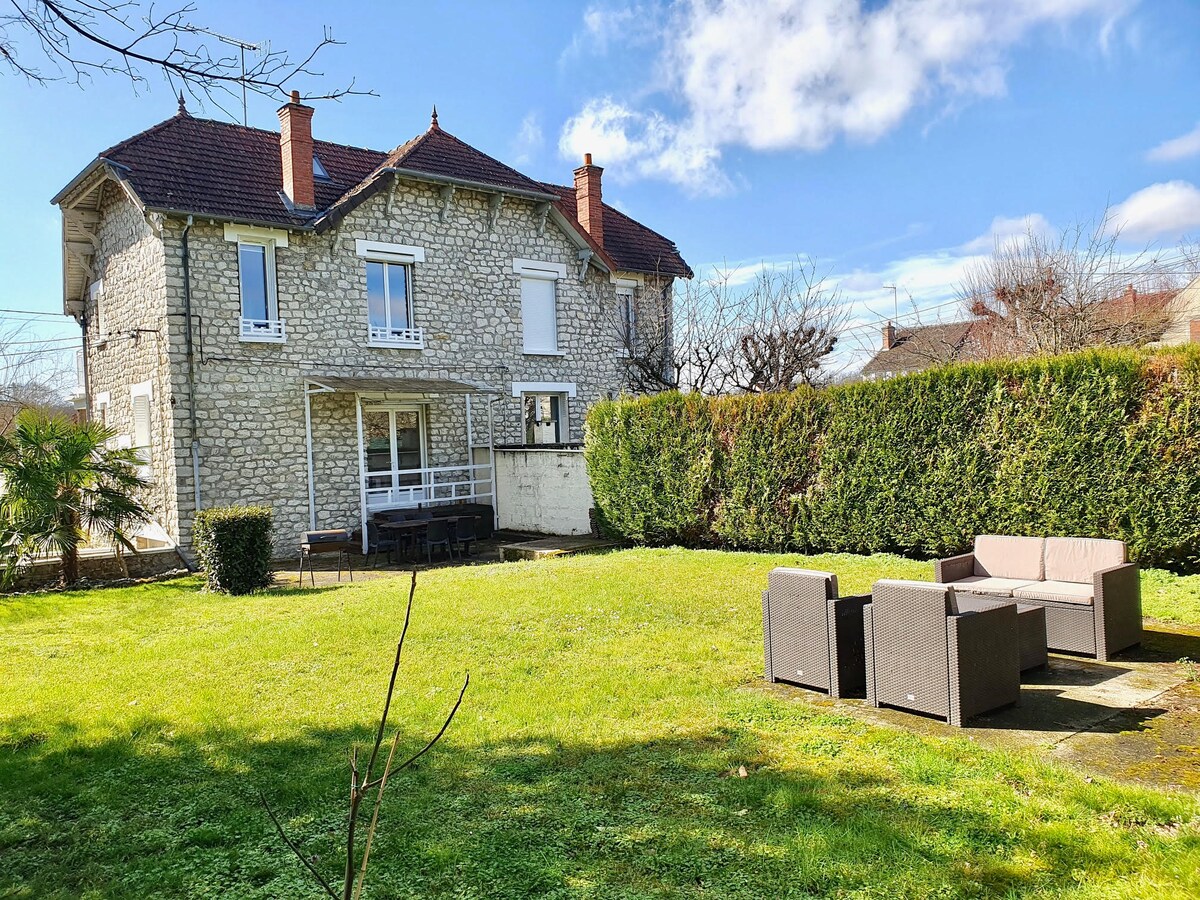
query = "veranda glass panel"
xmin=363 ymin=410 xmax=392 ymax=490
xmin=395 ymin=411 xmax=422 ymax=486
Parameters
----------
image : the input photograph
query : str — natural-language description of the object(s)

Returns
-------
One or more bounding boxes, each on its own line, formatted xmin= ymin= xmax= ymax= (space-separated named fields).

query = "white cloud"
xmin=561 ymin=0 xmax=1127 ymax=192
xmin=959 ymin=213 xmax=1054 ymax=253
xmin=1111 ymin=181 xmax=1200 ymax=240
xmin=511 ymin=112 xmax=544 ymax=166
xmin=1146 ymin=123 xmax=1200 ymax=163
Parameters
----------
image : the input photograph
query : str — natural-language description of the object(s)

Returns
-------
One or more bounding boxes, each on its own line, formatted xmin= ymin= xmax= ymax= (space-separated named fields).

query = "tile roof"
xmin=538 ymin=183 xmax=693 ymax=278
xmin=860 ymin=320 xmax=982 ymax=377
xmin=66 ymin=111 xmax=689 ymax=277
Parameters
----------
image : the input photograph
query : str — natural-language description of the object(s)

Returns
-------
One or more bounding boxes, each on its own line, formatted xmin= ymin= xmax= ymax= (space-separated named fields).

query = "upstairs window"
xmin=366 ymin=259 xmax=416 ymax=344
xmin=617 ymin=286 xmax=637 ymax=346
xmin=225 ymin=224 xmax=288 ymax=342
xmin=514 ymin=259 xmax=567 ymax=356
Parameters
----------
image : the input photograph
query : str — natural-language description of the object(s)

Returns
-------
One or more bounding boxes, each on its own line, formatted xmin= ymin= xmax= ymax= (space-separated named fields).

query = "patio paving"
xmin=758 ymin=621 xmax=1200 ymax=792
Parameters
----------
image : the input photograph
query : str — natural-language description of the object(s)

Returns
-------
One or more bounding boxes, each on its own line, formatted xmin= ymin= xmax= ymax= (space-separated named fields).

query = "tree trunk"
xmin=61 ymin=508 xmax=80 ymax=586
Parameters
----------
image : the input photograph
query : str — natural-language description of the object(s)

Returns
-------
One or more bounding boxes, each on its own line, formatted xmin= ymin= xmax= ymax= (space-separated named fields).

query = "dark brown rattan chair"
xmin=864 ymin=579 xmax=1019 ymax=727
xmin=762 ymin=568 xmax=871 ymax=699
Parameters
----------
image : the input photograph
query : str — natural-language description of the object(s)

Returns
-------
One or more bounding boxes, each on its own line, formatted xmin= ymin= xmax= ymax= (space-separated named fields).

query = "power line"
xmin=0 ymin=308 xmax=69 ymax=319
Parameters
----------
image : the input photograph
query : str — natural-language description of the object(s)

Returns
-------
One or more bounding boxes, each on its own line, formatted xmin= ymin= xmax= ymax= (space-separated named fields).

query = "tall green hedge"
xmin=192 ymin=505 xmax=274 ymax=594
xmin=585 ymin=348 xmax=1200 ymax=571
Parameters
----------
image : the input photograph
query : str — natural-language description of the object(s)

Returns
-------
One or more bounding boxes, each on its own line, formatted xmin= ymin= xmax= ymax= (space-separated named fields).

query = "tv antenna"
xmin=883 ymin=283 xmax=898 ymax=320
xmin=184 ymin=26 xmax=266 ymax=126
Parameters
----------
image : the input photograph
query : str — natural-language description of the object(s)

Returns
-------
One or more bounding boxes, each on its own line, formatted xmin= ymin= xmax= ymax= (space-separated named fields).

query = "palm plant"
xmin=0 ymin=409 xmax=150 ymax=586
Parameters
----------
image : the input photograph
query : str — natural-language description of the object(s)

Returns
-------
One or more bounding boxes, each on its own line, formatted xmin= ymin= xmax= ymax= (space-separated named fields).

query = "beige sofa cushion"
xmin=1043 ymin=537 xmax=1126 ymax=583
xmin=973 ymin=535 xmax=1045 ymax=580
xmin=949 ymin=576 xmax=1039 ymax=597
xmin=1014 ymin=580 xmax=1094 ymax=606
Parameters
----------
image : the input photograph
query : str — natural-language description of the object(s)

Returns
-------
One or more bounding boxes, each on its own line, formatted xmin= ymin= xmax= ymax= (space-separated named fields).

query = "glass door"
xmin=361 ymin=406 xmax=427 ymax=505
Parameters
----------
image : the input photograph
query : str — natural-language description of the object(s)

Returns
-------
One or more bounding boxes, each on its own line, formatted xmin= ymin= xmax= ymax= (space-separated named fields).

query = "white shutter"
xmin=132 ymin=394 xmax=151 ymax=449
xmin=521 ymin=275 xmax=557 ymax=353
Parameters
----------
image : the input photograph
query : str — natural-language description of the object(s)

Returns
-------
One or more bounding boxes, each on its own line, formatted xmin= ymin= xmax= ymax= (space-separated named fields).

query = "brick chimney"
xmin=1190 ymin=319 xmax=1200 ymax=344
xmin=882 ymin=322 xmax=896 ymax=350
xmin=573 ymin=153 xmax=604 ymax=246
xmin=278 ymin=90 xmax=315 ymax=210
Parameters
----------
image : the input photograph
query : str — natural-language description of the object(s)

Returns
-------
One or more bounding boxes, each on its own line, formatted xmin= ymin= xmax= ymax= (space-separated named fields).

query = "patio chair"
xmin=761 ymin=568 xmax=871 ymax=698
xmin=864 ymin=579 xmax=1019 ymax=726
xmin=422 ymin=519 xmax=454 ymax=563
xmin=453 ymin=516 xmax=478 ymax=557
xmin=364 ymin=521 xmax=399 ymax=568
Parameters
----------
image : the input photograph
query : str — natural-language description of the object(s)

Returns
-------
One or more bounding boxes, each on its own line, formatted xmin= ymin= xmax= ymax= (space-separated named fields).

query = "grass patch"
xmin=1 ymin=548 xmax=1198 ymax=898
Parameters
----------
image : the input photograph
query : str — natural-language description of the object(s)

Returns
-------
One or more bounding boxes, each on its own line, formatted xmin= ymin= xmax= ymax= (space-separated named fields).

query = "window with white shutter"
xmin=520 ymin=275 xmax=557 ymax=354
xmin=130 ymin=382 xmax=153 ymax=479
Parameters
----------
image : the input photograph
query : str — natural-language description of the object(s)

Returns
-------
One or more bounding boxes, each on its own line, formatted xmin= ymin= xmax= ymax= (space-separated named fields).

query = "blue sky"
xmin=3 ymin=0 xmax=1199 ymax=373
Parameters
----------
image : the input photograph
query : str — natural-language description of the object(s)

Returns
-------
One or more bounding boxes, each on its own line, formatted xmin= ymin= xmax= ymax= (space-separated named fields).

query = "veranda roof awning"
xmin=303 ymin=375 xmax=501 ymax=396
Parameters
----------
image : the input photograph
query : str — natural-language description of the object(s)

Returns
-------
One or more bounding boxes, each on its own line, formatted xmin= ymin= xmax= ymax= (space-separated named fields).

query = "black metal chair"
xmin=454 ymin=516 xmax=478 ymax=557
xmin=365 ymin=521 xmax=399 ymax=567
xmin=422 ymin=518 xmax=453 ymax=563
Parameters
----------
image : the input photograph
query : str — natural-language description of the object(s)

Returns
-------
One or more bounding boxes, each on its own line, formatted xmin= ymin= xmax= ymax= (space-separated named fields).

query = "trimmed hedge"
xmin=585 ymin=348 xmax=1200 ymax=572
xmin=192 ymin=505 xmax=274 ymax=594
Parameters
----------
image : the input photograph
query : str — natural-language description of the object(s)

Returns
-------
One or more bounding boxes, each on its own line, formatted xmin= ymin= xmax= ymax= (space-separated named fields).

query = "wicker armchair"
xmin=864 ymin=579 xmax=1020 ymax=726
xmin=762 ymin=568 xmax=871 ymax=699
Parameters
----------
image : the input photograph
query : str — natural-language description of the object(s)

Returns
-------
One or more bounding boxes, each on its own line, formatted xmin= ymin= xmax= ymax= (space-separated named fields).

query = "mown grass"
xmin=1 ymin=548 xmax=1199 ymax=899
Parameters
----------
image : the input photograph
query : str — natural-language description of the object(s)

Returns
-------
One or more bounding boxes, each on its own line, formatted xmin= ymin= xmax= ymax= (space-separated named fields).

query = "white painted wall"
xmin=495 ymin=448 xmax=593 ymax=535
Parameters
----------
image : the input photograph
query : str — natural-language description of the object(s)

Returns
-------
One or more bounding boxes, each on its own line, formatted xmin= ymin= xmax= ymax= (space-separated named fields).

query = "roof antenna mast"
xmin=183 ymin=25 xmax=265 ymax=126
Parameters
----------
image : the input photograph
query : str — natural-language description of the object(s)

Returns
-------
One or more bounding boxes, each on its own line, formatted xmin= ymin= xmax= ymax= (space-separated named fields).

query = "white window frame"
xmin=130 ymin=380 xmax=153 ymax=480
xmin=225 ymin=225 xmax=288 ymax=343
xmin=94 ymin=390 xmax=110 ymax=427
xmin=521 ymin=391 xmax=569 ymax=445
xmin=89 ymin=279 xmax=106 ymax=341
xmin=355 ymin=240 xmax=425 ymax=263
xmin=616 ymin=285 xmax=636 ymax=352
xmin=514 ymin=259 xmax=566 ymax=356
xmin=362 ymin=257 xmax=423 ymax=349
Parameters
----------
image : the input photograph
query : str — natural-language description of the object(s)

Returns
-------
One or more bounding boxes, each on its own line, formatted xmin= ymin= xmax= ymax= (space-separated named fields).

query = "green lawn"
xmin=2 ymin=548 xmax=1199 ymax=899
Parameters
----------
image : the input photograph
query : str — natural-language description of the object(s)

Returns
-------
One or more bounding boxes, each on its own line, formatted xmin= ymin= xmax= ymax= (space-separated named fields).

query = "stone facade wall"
xmin=82 ymin=190 xmax=179 ymax=544
xmin=494 ymin=447 xmax=595 ymax=536
xmin=133 ymin=178 xmax=670 ymax=556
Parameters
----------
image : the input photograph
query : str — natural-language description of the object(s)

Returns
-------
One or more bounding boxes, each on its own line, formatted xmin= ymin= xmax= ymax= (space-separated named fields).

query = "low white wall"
xmin=494 ymin=447 xmax=593 ymax=535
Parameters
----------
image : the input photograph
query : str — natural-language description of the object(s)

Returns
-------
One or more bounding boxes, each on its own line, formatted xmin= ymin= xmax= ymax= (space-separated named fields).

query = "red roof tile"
xmin=68 ymin=111 xmax=689 ymax=277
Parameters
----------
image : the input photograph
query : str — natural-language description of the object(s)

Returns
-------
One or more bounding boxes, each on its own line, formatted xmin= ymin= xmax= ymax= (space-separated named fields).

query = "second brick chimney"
xmin=882 ymin=322 xmax=896 ymax=350
xmin=278 ymin=90 xmax=315 ymax=210
xmin=574 ymin=153 xmax=604 ymax=247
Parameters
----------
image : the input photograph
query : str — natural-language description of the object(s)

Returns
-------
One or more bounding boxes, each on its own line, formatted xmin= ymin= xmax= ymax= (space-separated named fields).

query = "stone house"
xmin=52 ymin=97 xmax=690 ymax=557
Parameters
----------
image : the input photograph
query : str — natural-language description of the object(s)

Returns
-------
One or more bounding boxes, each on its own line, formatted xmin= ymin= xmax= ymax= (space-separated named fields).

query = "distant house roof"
xmin=860 ymin=320 xmax=982 ymax=378
xmin=52 ymin=109 xmax=690 ymax=279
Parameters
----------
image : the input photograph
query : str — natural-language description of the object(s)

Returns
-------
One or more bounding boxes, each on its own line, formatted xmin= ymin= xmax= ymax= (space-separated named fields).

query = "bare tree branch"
xmin=2 ymin=0 xmax=374 ymax=106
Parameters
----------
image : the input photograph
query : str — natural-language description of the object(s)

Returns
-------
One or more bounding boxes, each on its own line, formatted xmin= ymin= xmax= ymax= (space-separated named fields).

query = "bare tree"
xmin=0 ymin=321 xmax=75 ymax=432
xmin=1 ymin=1 xmax=372 ymax=114
xmin=959 ymin=213 xmax=1178 ymax=358
xmin=261 ymin=573 xmax=468 ymax=900
xmin=614 ymin=260 xmax=846 ymax=395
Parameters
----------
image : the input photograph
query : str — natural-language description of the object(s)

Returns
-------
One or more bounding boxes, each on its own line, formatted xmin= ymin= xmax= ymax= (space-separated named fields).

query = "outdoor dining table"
xmin=376 ymin=515 xmax=477 ymax=562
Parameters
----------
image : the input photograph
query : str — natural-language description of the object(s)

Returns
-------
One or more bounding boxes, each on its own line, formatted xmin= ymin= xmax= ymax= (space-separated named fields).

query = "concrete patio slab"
xmin=756 ymin=621 xmax=1200 ymax=791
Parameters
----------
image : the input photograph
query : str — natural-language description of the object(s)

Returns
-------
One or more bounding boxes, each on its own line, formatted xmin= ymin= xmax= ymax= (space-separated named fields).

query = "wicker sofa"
xmin=762 ymin=568 xmax=871 ymax=698
xmin=864 ymin=579 xmax=1020 ymax=726
xmin=934 ymin=535 xmax=1141 ymax=661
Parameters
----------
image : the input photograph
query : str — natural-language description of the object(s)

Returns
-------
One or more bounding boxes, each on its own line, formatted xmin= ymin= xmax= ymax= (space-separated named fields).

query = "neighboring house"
xmin=862 ymin=283 xmax=1193 ymax=380
xmin=52 ymin=97 xmax=690 ymax=557
xmin=860 ymin=320 xmax=983 ymax=380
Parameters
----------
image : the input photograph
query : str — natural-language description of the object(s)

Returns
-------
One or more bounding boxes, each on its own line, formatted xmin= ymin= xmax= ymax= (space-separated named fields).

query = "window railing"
xmin=364 ymin=463 xmax=492 ymax=512
xmin=240 ymin=317 xmax=286 ymax=342
xmin=367 ymin=324 xmax=424 ymax=349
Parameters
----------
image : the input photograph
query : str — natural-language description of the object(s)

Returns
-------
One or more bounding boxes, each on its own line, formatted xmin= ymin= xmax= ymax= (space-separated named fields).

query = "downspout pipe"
xmin=181 ymin=216 xmax=202 ymax=532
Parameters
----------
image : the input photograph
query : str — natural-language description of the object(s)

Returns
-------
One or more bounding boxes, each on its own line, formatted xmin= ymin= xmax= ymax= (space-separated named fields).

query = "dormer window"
xmin=313 ymin=155 xmax=330 ymax=180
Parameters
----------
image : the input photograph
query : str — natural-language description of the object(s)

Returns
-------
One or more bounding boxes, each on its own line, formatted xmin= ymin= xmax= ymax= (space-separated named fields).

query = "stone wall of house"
xmin=149 ymin=178 xmax=664 ymax=556
xmin=81 ymin=190 xmax=180 ymax=545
